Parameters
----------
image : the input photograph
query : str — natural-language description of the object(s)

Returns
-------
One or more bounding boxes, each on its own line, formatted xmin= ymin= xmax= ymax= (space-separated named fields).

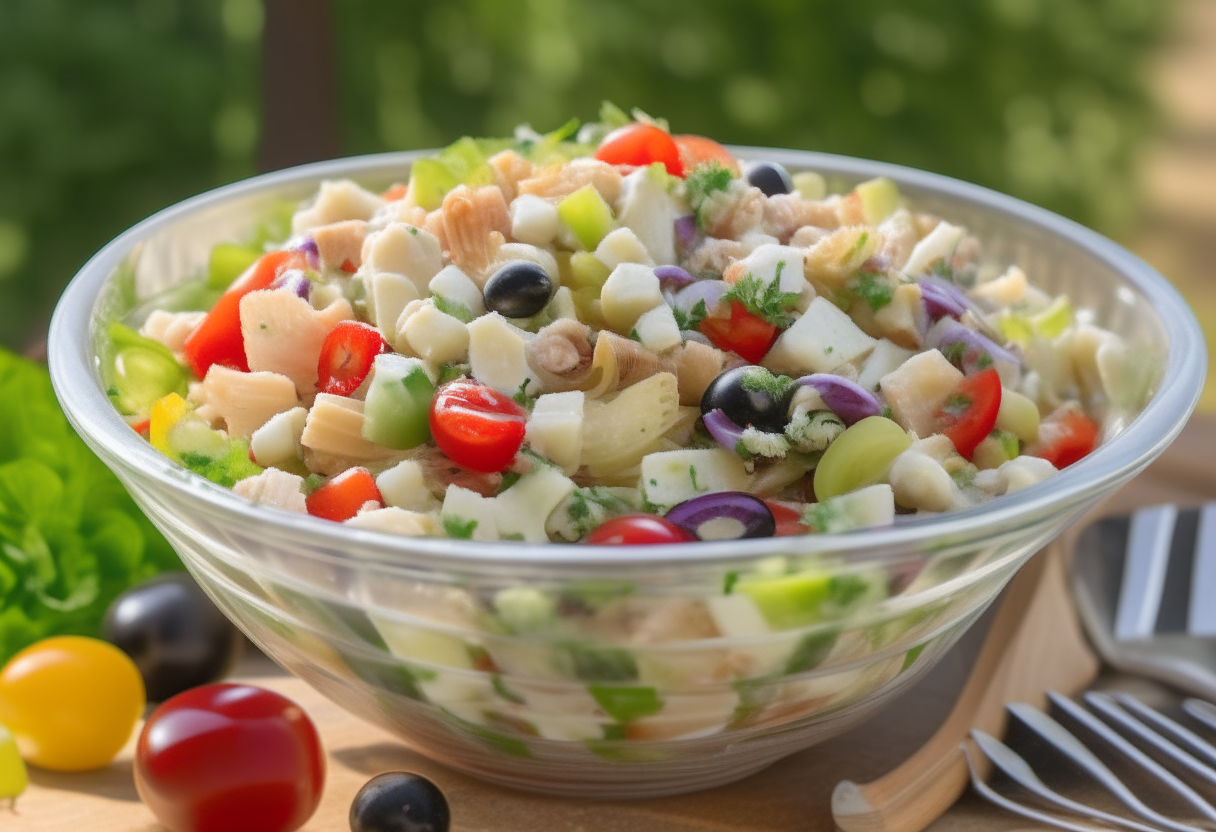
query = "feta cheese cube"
xmin=466 ymin=312 xmax=538 ymax=396
xmin=440 ymin=485 xmax=500 ymax=541
xmin=368 ymin=272 xmax=421 ymax=340
xmin=250 ymin=407 xmax=308 ymax=468
xmin=526 ymin=391 xmax=585 ymax=474
xmin=763 ymin=296 xmax=877 ymax=375
xmin=495 ymin=468 xmax=576 ymax=542
xmin=593 ymin=227 xmax=655 ymax=271
xmin=428 ymin=265 xmax=486 ymax=319
xmin=291 ymin=179 xmax=384 ymax=234
xmin=376 ymin=460 xmax=441 ymax=513
xmin=857 ymin=338 xmax=916 ymax=391
xmin=599 ymin=262 xmax=663 ymax=334
xmin=510 ymin=194 xmax=560 ymax=247
xmin=361 ymin=222 xmax=444 ymax=293
xmin=879 ymin=348 xmax=964 ymax=437
xmin=400 ymin=301 xmax=471 ymax=365
xmin=632 ymin=304 xmax=682 ymax=353
xmin=640 ymin=448 xmax=751 ymax=509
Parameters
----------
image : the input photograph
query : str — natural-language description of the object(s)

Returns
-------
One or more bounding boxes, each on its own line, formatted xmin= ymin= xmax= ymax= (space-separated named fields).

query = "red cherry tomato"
xmin=584 ymin=515 xmax=696 ymax=545
xmin=429 ymin=380 xmax=527 ymax=473
xmin=1033 ymin=408 xmax=1098 ymax=469
xmin=765 ymin=501 xmax=810 ymax=537
xmin=673 ymin=134 xmax=740 ymax=176
xmin=305 ymin=467 xmax=383 ymax=522
xmin=134 ymin=683 xmax=324 ymax=832
xmin=699 ymin=302 xmax=780 ymax=364
xmin=937 ymin=368 xmax=1002 ymax=460
xmin=317 ymin=321 xmax=390 ymax=396
xmin=182 ymin=250 xmax=304 ymax=378
xmin=594 ymin=123 xmax=684 ymax=177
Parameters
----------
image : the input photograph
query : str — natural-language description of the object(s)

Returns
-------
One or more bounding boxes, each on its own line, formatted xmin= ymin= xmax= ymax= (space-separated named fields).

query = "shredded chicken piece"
xmin=517 ymin=158 xmax=622 ymax=205
xmin=875 ymin=208 xmax=919 ymax=271
xmin=762 ymin=194 xmax=840 ymax=243
xmin=788 ymin=225 xmax=832 ymax=248
xmin=488 ymin=150 xmax=534 ymax=204
xmin=440 ymin=185 xmax=511 ymax=279
xmin=311 ymin=220 xmax=368 ymax=271
xmin=706 ymin=184 xmax=765 ymax=240
xmin=681 ymin=237 xmax=749 ymax=277
xmin=412 ymin=446 xmax=502 ymax=497
xmin=422 ymin=208 xmax=448 ymax=252
xmin=526 ymin=319 xmax=595 ymax=392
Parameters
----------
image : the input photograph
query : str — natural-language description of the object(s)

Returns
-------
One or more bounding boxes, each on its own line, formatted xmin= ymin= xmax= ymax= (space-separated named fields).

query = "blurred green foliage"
xmin=0 ymin=0 xmax=1171 ymax=350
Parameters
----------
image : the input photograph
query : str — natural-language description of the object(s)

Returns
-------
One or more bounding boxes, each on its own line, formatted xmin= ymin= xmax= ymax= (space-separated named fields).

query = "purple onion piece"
xmin=674 ymin=215 xmax=699 ymax=251
xmin=654 ymin=265 xmax=697 ymax=295
xmin=917 ymin=279 xmax=967 ymax=320
xmin=672 ymin=280 xmax=727 ymax=319
xmin=289 ymin=236 xmax=321 ymax=271
xmin=926 ymin=317 xmax=1021 ymax=387
xmin=272 ymin=268 xmax=312 ymax=300
xmin=665 ymin=491 xmax=776 ymax=540
xmin=702 ymin=408 xmax=745 ymax=453
xmin=795 ymin=374 xmax=882 ymax=426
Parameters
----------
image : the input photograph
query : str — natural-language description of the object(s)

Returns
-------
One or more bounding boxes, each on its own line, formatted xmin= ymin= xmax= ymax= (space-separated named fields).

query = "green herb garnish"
xmin=739 ymin=366 xmax=796 ymax=400
xmin=672 ymin=298 xmax=708 ymax=332
xmin=442 ymin=514 xmax=479 ymax=539
xmin=849 ymin=271 xmax=894 ymax=312
xmin=685 ymin=161 xmax=735 ymax=230
xmin=722 ymin=269 xmax=800 ymax=329
xmin=432 ymin=294 xmax=474 ymax=323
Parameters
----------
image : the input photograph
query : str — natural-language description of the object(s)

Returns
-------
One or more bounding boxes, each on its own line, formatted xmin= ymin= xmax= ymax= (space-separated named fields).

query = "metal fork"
xmin=966 ymin=692 xmax=1216 ymax=832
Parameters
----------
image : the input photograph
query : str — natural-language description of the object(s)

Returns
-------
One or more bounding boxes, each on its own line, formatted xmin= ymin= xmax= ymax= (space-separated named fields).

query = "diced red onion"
xmin=673 ymin=280 xmax=727 ymax=318
xmin=665 ymin=492 xmax=776 ymax=540
xmin=926 ymin=317 xmax=1021 ymax=387
xmin=272 ymin=268 xmax=312 ymax=300
xmin=917 ymin=278 xmax=967 ymax=320
xmin=795 ymin=374 xmax=882 ymax=426
xmin=655 ymin=265 xmax=697 ymax=294
xmin=674 ymin=215 xmax=698 ymax=251
xmin=289 ymin=236 xmax=320 ymax=271
xmin=702 ymin=408 xmax=745 ymax=453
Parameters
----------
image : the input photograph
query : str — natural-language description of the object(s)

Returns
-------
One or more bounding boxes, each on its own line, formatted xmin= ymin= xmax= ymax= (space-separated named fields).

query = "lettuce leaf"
xmin=0 ymin=349 xmax=178 ymax=663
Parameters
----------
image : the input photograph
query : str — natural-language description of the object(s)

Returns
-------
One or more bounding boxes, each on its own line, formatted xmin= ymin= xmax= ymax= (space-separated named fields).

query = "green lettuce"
xmin=0 ymin=349 xmax=178 ymax=662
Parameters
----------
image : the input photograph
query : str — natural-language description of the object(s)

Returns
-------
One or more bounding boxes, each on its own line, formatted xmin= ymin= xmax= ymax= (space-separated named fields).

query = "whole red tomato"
xmin=135 ymin=683 xmax=325 ymax=832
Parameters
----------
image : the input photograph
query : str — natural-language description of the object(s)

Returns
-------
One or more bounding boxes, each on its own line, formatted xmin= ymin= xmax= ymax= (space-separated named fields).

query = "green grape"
xmin=813 ymin=416 xmax=912 ymax=500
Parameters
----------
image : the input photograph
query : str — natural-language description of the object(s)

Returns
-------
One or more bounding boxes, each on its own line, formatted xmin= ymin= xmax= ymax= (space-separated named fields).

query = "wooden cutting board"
xmin=9 ymin=415 xmax=1215 ymax=832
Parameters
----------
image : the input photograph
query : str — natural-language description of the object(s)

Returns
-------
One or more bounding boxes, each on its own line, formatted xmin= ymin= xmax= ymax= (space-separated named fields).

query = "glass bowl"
xmin=47 ymin=148 xmax=1206 ymax=797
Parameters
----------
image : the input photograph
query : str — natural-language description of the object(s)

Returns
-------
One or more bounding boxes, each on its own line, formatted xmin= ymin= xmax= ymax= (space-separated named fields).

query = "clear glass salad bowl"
xmin=48 ymin=148 xmax=1206 ymax=797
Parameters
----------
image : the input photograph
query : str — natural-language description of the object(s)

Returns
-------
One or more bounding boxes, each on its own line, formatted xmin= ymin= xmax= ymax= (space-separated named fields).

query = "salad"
xmin=102 ymin=106 xmax=1154 ymax=548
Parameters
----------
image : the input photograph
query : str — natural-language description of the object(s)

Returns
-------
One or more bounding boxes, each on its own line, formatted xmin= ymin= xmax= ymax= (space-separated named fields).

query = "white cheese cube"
xmin=510 ymin=194 xmax=561 ymax=247
xmin=593 ymin=227 xmax=655 ymax=271
xmin=546 ymin=286 xmax=579 ymax=321
xmin=368 ymin=272 xmax=421 ymax=340
xmin=857 ymin=338 xmax=916 ymax=391
xmin=600 ymin=262 xmax=663 ymax=333
xmin=232 ymin=468 xmax=307 ymax=513
xmin=763 ymin=296 xmax=877 ymax=375
xmin=640 ymin=448 xmax=751 ymax=508
xmin=376 ymin=460 xmax=441 ymax=513
xmin=291 ymin=179 xmax=385 ymax=234
xmin=361 ymin=222 xmax=444 ymax=293
xmin=440 ymin=485 xmax=500 ymax=541
xmin=250 ymin=407 xmax=308 ymax=468
xmin=879 ymin=348 xmax=964 ymax=437
xmin=401 ymin=301 xmax=470 ymax=365
xmin=526 ymin=391 xmax=585 ymax=474
xmin=632 ymin=304 xmax=682 ymax=354
xmin=428 ymin=265 xmax=486 ymax=318
xmin=495 ymin=468 xmax=577 ymax=542
xmin=902 ymin=221 xmax=964 ymax=277
xmin=466 ymin=312 xmax=538 ymax=396
xmin=706 ymin=595 xmax=770 ymax=638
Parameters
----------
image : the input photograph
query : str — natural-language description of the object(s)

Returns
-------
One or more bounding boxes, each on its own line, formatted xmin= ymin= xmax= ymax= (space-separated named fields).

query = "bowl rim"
xmin=47 ymin=146 xmax=1208 ymax=569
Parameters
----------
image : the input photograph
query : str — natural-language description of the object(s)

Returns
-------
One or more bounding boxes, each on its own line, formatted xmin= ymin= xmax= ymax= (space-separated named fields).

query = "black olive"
xmin=745 ymin=161 xmax=794 ymax=197
xmin=102 ymin=572 xmax=242 ymax=702
xmin=350 ymin=772 xmax=450 ymax=832
xmin=700 ymin=365 xmax=794 ymax=433
xmin=482 ymin=260 xmax=554 ymax=318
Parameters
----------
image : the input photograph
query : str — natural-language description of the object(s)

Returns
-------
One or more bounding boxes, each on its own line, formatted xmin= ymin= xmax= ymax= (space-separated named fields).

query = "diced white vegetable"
xmin=879 ymin=349 xmax=964 ymax=438
xmin=526 ymin=391 xmax=584 ymax=474
xmin=640 ymin=448 xmax=751 ymax=508
xmin=400 ymin=301 xmax=470 ymax=365
xmin=361 ymin=222 xmax=444 ymax=293
xmin=706 ymin=594 xmax=770 ymax=639
xmin=291 ymin=179 xmax=385 ymax=234
xmin=376 ymin=460 xmax=441 ymax=513
xmin=201 ymin=365 xmax=298 ymax=439
xmin=857 ymin=338 xmax=916 ymax=391
xmin=140 ymin=310 xmax=205 ymax=353
xmin=599 ymin=262 xmax=663 ymax=333
xmin=593 ymin=227 xmax=655 ymax=271
xmin=232 ymin=468 xmax=307 ymax=513
xmin=428 ymin=265 xmax=486 ymax=318
xmin=887 ymin=449 xmax=955 ymax=512
xmin=901 ymin=221 xmax=964 ymax=277
xmin=737 ymin=244 xmax=813 ymax=305
xmin=617 ymin=165 xmax=678 ymax=265
xmin=493 ymin=243 xmax=560 ymax=284
xmin=440 ymin=485 xmax=500 ymax=541
xmin=763 ymin=296 xmax=877 ymax=375
xmin=632 ymin=304 xmax=682 ymax=353
xmin=250 ymin=407 xmax=308 ymax=468
xmin=810 ymin=483 xmax=896 ymax=531
xmin=510 ymin=194 xmax=561 ymax=247
xmin=368 ymin=272 xmax=421 ymax=340
xmin=495 ymin=468 xmax=577 ymax=542
xmin=546 ymin=285 xmax=579 ymax=321
xmin=999 ymin=456 xmax=1057 ymax=493
xmin=345 ymin=506 xmax=436 ymax=536
xmin=971 ymin=265 xmax=1027 ymax=307
xmin=466 ymin=312 xmax=539 ymax=396
xmin=240 ymin=290 xmax=355 ymax=397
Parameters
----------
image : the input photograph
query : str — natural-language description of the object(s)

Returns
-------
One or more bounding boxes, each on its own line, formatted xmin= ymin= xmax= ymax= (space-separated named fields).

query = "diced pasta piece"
xmin=292 ymin=179 xmax=385 ymax=234
xmin=441 ymin=185 xmax=512 ymax=281
xmin=517 ymin=158 xmax=622 ymax=205
xmin=250 ymin=407 xmax=308 ymax=468
xmin=594 ymin=227 xmax=654 ymax=271
xmin=140 ymin=310 xmax=205 ymax=353
xmin=301 ymin=394 xmax=399 ymax=464
xmin=201 ymin=365 xmax=299 ymax=438
xmin=311 ymin=220 xmax=368 ymax=271
xmin=489 ymin=149 xmax=534 ymax=203
xmin=510 ymin=194 xmax=560 ymax=247
xmin=802 ymin=225 xmax=881 ymax=295
xmin=361 ymin=222 xmax=444 ymax=293
xmin=580 ymin=372 xmax=681 ymax=478
xmin=232 ymin=468 xmax=307 ymax=513
xmin=240 ymin=291 xmax=355 ymax=397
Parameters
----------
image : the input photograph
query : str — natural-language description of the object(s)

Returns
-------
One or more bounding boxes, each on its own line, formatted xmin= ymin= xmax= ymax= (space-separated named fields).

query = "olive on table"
xmin=350 ymin=772 xmax=450 ymax=832
xmin=666 ymin=492 xmax=776 ymax=541
xmin=103 ymin=571 xmax=242 ymax=702
xmin=482 ymin=260 xmax=554 ymax=319
xmin=700 ymin=365 xmax=794 ymax=434
xmin=744 ymin=161 xmax=794 ymax=196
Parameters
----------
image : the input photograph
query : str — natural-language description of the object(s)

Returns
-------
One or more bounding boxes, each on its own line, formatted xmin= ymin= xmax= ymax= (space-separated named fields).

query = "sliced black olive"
xmin=745 ymin=161 xmax=794 ymax=197
xmin=700 ymin=365 xmax=794 ymax=433
xmin=483 ymin=260 xmax=554 ymax=319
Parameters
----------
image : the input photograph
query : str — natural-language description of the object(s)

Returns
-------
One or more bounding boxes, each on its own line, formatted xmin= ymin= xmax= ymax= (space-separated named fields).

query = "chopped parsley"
xmin=824 ymin=346 xmax=833 ymax=354
xmin=672 ymin=298 xmax=708 ymax=331
xmin=941 ymin=341 xmax=967 ymax=365
xmin=303 ymin=473 xmax=326 ymax=494
xmin=407 ymin=225 xmax=419 ymax=236
xmin=684 ymin=161 xmax=735 ymax=229
xmin=438 ymin=362 xmax=471 ymax=385
xmin=881 ymin=405 xmax=893 ymax=420
xmin=689 ymin=465 xmax=706 ymax=491
xmin=513 ymin=378 xmax=538 ymax=407
xmin=432 ymin=293 xmax=474 ymax=323
xmin=849 ymin=270 xmax=894 ymax=312
xmin=498 ymin=471 xmax=522 ymax=493
xmin=739 ymin=366 xmax=796 ymax=400
xmin=802 ymin=500 xmax=839 ymax=533
xmin=951 ymin=468 xmax=977 ymax=488
xmin=105 ymin=385 xmax=119 ymax=398
xmin=976 ymin=352 xmax=994 ymax=369
xmin=722 ymin=268 xmax=800 ymax=329
xmin=723 ymin=571 xmax=740 ymax=594
xmin=629 ymin=327 xmax=641 ymax=342
xmin=845 ymin=230 xmax=871 ymax=263
xmin=500 ymin=532 xmax=526 ymax=541
xmin=492 ymin=675 xmax=526 ymax=704
xmin=442 ymin=514 xmax=479 ymax=539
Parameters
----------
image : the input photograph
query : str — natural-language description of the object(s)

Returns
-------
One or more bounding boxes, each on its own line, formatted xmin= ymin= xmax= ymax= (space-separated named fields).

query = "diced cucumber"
xmin=995 ymin=387 xmax=1040 ymax=443
xmin=804 ymin=483 xmax=896 ymax=532
xmin=565 ymin=251 xmax=611 ymax=290
xmin=207 ymin=243 xmax=262 ymax=290
xmin=103 ymin=323 xmax=188 ymax=416
xmin=587 ymin=685 xmax=664 ymax=723
xmin=493 ymin=587 xmax=558 ymax=634
xmin=557 ymin=184 xmax=616 ymax=251
xmin=973 ymin=430 xmax=1020 ymax=470
xmin=1031 ymin=296 xmax=1073 ymax=338
xmin=361 ymin=354 xmax=435 ymax=450
xmin=737 ymin=571 xmax=832 ymax=629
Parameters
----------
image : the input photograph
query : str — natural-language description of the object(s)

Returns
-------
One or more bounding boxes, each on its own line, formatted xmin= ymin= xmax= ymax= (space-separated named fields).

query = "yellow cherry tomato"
xmin=0 ymin=636 xmax=145 ymax=771
xmin=0 ymin=724 xmax=28 ymax=803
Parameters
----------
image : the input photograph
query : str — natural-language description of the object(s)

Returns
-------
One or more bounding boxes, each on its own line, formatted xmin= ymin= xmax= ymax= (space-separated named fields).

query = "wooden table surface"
xmin=8 ymin=415 xmax=1215 ymax=832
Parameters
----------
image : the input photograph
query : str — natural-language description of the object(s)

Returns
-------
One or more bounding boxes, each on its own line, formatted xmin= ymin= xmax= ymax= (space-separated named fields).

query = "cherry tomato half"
xmin=306 ymin=467 xmax=383 ymax=522
xmin=699 ymin=302 xmax=780 ymax=364
xmin=0 ymin=636 xmax=145 ymax=772
xmin=673 ymin=134 xmax=740 ymax=176
xmin=135 ymin=683 xmax=325 ymax=832
xmin=1033 ymin=408 xmax=1098 ymax=469
xmin=429 ymin=380 xmax=527 ymax=473
xmin=765 ymin=500 xmax=810 ymax=537
xmin=937 ymin=368 xmax=1002 ymax=460
xmin=594 ymin=123 xmax=684 ymax=177
xmin=584 ymin=515 xmax=697 ymax=545
xmin=317 ymin=321 xmax=391 ymax=396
